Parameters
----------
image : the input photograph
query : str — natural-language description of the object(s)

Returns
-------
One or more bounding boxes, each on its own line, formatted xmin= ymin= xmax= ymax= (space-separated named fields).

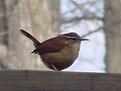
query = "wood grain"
xmin=0 ymin=71 xmax=120 ymax=91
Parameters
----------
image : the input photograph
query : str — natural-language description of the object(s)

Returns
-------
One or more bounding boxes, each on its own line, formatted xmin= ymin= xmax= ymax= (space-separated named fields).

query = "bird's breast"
xmin=40 ymin=43 xmax=80 ymax=70
xmin=41 ymin=43 xmax=80 ymax=63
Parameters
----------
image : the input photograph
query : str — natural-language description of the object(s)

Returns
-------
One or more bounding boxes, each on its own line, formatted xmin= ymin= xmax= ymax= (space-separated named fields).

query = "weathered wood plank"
xmin=0 ymin=70 xmax=120 ymax=91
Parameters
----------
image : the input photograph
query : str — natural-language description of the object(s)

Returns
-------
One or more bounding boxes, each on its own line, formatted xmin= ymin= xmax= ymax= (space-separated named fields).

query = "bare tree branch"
xmin=81 ymin=26 xmax=103 ymax=37
xmin=81 ymin=19 xmax=121 ymax=37
xmin=61 ymin=15 xmax=103 ymax=24
xmin=63 ymin=0 xmax=97 ymax=15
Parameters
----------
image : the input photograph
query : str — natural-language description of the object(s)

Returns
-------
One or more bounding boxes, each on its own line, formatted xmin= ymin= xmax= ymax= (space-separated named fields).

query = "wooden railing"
xmin=0 ymin=70 xmax=121 ymax=91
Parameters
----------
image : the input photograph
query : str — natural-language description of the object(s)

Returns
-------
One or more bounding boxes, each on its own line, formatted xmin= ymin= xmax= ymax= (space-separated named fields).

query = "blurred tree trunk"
xmin=0 ymin=0 xmax=8 ymax=69
xmin=3 ymin=0 xmax=60 ymax=70
xmin=105 ymin=0 xmax=121 ymax=73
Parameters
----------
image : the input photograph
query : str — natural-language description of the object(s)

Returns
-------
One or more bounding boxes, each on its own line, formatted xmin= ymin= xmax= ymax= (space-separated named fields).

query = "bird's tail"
xmin=20 ymin=29 xmax=41 ymax=47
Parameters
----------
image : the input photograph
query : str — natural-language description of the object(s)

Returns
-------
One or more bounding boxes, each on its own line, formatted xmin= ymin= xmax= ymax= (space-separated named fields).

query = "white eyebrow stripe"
xmin=65 ymin=35 xmax=76 ymax=39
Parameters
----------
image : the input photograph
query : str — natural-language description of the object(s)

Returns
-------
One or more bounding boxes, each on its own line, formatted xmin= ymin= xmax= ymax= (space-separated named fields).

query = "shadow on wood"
xmin=0 ymin=70 xmax=121 ymax=91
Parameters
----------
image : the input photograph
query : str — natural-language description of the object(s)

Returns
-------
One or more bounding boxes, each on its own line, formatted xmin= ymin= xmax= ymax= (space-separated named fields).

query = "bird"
xmin=20 ymin=29 xmax=89 ymax=71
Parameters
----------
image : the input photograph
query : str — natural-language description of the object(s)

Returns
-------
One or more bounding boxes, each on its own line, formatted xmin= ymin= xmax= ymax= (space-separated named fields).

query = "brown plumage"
xmin=20 ymin=29 xmax=89 ymax=71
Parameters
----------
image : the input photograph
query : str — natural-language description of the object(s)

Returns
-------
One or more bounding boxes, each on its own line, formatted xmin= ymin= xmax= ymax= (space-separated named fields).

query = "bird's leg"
xmin=51 ymin=64 xmax=60 ymax=71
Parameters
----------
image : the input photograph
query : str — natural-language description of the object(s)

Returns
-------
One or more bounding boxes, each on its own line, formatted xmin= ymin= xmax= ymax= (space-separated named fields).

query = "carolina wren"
xmin=20 ymin=29 xmax=89 ymax=71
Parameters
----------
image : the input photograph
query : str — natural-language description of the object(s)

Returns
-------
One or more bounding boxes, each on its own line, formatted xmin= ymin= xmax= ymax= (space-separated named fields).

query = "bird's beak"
xmin=81 ymin=38 xmax=89 ymax=41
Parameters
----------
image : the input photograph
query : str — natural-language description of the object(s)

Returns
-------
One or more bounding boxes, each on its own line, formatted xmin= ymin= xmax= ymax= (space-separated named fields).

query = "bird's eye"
xmin=72 ymin=38 xmax=76 ymax=40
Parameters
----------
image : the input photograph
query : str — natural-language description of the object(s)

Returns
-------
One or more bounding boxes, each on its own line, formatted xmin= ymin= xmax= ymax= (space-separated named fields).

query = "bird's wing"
xmin=31 ymin=36 xmax=66 ymax=54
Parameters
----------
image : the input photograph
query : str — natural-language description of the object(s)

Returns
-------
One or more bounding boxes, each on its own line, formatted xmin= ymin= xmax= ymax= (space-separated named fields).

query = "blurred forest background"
xmin=0 ymin=0 xmax=121 ymax=73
